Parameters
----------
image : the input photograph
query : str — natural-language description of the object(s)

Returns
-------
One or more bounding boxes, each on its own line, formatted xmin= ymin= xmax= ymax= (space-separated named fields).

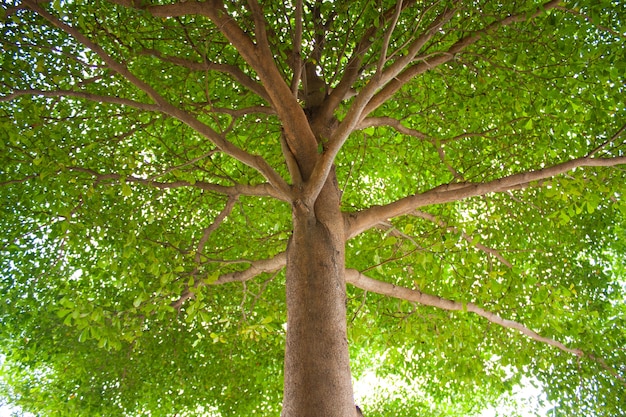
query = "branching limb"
xmin=281 ymin=131 xmax=303 ymax=185
xmin=322 ymin=0 xmax=419 ymax=117
xmin=24 ymin=0 xmax=164 ymax=105
xmin=246 ymin=0 xmax=271 ymax=50
xmin=110 ymin=0 xmax=262 ymax=77
xmin=302 ymin=7 xmax=456 ymax=206
xmin=345 ymin=269 xmax=626 ymax=386
xmin=20 ymin=1 xmax=292 ymax=200
xmin=363 ymin=0 xmax=562 ymax=116
xmin=171 ymin=252 xmax=287 ymax=309
xmin=345 ymin=155 xmax=626 ymax=239
xmin=376 ymin=0 xmax=404 ymax=77
xmin=133 ymin=0 xmax=319 ymax=178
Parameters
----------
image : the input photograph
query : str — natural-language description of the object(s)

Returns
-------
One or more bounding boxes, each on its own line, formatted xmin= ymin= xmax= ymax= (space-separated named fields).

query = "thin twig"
xmin=412 ymin=210 xmax=513 ymax=268
xmin=586 ymin=124 xmax=626 ymax=157
xmin=376 ymin=0 xmax=404 ymax=77
xmin=195 ymin=196 xmax=238 ymax=263
xmin=290 ymin=0 xmax=304 ymax=96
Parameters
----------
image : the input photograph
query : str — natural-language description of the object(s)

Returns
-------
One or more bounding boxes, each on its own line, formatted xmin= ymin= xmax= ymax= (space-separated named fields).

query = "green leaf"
xmin=132 ymin=295 xmax=144 ymax=308
xmin=121 ymin=183 xmax=132 ymax=197
xmin=524 ymin=118 xmax=533 ymax=130
xmin=205 ymin=271 xmax=220 ymax=284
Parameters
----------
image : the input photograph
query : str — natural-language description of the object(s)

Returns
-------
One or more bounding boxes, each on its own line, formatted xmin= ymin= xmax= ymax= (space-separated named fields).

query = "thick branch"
xmin=345 ymin=269 xmax=582 ymax=354
xmin=246 ymin=0 xmax=271 ymax=50
xmin=5 ymin=89 xmax=289 ymax=197
xmin=302 ymin=7 xmax=456 ymax=205
xmin=124 ymin=0 xmax=319 ymax=179
xmin=289 ymin=0 xmax=304 ymax=96
xmin=23 ymin=0 xmax=292 ymax=199
xmin=345 ymin=155 xmax=626 ymax=239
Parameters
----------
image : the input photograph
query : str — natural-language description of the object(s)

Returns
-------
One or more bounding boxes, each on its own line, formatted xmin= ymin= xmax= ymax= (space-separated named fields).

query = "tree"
xmin=0 ymin=0 xmax=625 ymax=416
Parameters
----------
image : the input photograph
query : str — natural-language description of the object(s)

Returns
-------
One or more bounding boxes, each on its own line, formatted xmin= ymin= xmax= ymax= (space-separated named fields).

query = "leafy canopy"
xmin=1 ymin=0 xmax=625 ymax=416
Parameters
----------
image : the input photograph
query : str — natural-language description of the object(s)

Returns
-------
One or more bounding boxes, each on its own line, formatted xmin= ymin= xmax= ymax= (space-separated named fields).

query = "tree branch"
xmin=346 ymin=268 xmax=581 ymax=353
xmin=412 ymin=210 xmax=512 ymax=268
xmin=246 ymin=0 xmax=270 ymax=50
xmin=289 ymin=0 xmax=304 ymax=97
xmin=24 ymin=0 xmax=164 ymax=105
xmin=359 ymin=116 xmax=502 ymax=145
xmin=586 ymin=123 xmax=626 ymax=157
xmin=345 ymin=155 xmax=626 ymax=239
xmin=357 ymin=116 xmax=430 ymax=140
xmin=363 ymin=0 xmax=562 ymax=116
xmin=138 ymin=48 xmax=271 ymax=102
xmin=23 ymin=0 xmax=292 ymax=200
xmin=0 ymin=175 xmax=39 ymax=187
xmin=0 ymin=89 xmax=161 ymax=112
xmin=124 ymin=0 xmax=319 ymax=180
xmin=322 ymin=0 xmax=419 ymax=118
xmin=376 ymin=0 xmax=404 ymax=78
xmin=68 ymin=167 xmax=288 ymax=201
xmin=345 ymin=269 xmax=626 ymax=386
xmin=171 ymin=252 xmax=287 ymax=309
xmin=195 ymin=196 xmax=238 ymax=264
xmin=302 ymin=6 xmax=457 ymax=206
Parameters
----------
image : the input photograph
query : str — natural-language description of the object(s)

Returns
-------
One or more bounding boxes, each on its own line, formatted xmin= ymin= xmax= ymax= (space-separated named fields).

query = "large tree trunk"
xmin=282 ymin=169 xmax=356 ymax=417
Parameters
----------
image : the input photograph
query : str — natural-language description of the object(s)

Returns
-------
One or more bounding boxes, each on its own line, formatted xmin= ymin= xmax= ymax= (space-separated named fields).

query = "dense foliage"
xmin=1 ymin=0 xmax=625 ymax=416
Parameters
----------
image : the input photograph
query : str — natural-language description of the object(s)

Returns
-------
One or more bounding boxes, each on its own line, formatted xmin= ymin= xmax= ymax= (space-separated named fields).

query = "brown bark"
xmin=282 ymin=169 xmax=355 ymax=417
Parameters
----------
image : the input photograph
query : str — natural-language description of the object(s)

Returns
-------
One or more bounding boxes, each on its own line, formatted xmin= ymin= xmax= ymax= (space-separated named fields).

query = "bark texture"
xmin=282 ymin=170 xmax=355 ymax=417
